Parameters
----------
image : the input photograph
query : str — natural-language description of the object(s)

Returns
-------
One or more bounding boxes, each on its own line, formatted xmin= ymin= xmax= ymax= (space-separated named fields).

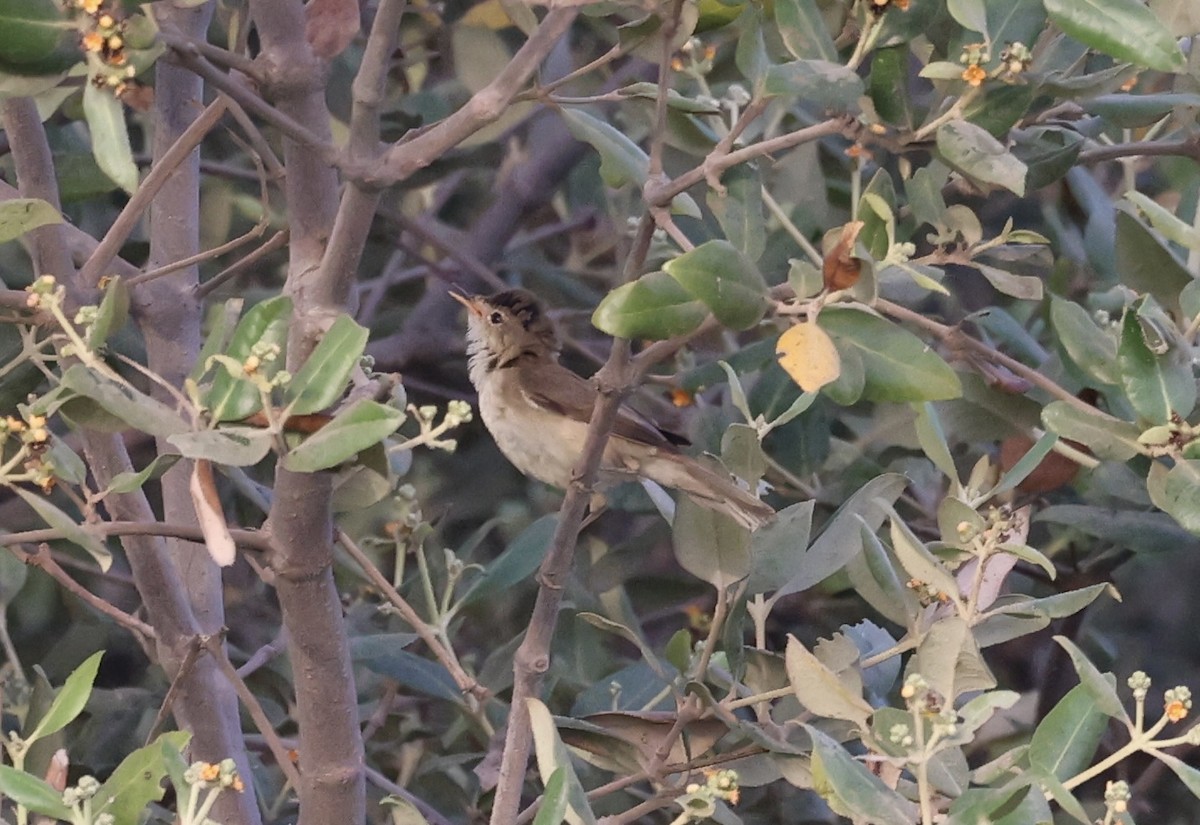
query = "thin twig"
xmin=1079 ymin=137 xmax=1200 ymax=164
xmin=377 ymin=7 xmax=580 ymax=184
xmin=336 ymin=530 xmax=488 ymax=700
xmin=78 ymin=98 xmax=231 ymax=288
xmin=195 ymin=229 xmax=290 ymax=298
xmin=165 ymin=37 xmax=335 ymax=158
xmin=0 ymin=520 xmax=273 ymax=553
xmin=874 ymin=298 xmax=1097 ymax=415
xmin=128 ymin=135 xmax=272 ymax=288
xmin=200 ymin=633 xmax=303 ymax=790
xmin=652 ymin=117 xmax=853 ymax=207
xmin=6 ymin=543 xmax=156 ymax=641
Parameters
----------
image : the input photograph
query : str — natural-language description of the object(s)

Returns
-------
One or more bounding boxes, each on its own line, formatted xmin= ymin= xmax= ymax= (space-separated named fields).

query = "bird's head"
xmin=451 ymin=288 xmax=559 ymax=378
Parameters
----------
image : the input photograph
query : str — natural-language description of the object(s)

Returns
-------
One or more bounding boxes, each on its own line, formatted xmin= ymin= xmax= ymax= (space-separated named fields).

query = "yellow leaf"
xmin=777 ymin=322 xmax=841 ymax=392
xmin=460 ymin=0 xmax=516 ymax=29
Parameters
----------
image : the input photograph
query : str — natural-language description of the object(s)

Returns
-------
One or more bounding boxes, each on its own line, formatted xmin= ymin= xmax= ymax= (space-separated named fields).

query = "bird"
xmin=451 ymin=288 xmax=775 ymax=531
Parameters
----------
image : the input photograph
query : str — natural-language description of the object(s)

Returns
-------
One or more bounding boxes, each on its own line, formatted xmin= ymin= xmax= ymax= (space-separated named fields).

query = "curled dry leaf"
xmin=190 ymin=458 xmax=237 ymax=566
xmin=777 ymin=321 xmax=841 ymax=392
xmin=822 ymin=220 xmax=864 ymax=290
xmin=305 ymin=0 xmax=361 ymax=60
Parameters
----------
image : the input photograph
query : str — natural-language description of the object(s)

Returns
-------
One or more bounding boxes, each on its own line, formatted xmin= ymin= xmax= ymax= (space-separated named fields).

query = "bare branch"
xmin=200 ymin=633 xmax=304 ymax=790
xmin=376 ymin=8 xmax=579 ymax=184
xmin=78 ymin=98 xmax=230 ymax=288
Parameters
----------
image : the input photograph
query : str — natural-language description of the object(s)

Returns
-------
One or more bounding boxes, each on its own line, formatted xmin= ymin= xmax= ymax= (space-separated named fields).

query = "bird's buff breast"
xmin=475 ymin=376 xmax=657 ymax=489
xmin=477 ymin=377 xmax=588 ymax=489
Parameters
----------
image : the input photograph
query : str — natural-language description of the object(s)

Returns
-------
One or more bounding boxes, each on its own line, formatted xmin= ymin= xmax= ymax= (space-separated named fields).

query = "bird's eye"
xmin=489 ymin=311 xmax=503 ymax=325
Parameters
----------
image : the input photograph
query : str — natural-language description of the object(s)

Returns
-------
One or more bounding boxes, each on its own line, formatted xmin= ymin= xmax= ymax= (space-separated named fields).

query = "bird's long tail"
xmin=643 ymin=453 xmax=776 ymax=531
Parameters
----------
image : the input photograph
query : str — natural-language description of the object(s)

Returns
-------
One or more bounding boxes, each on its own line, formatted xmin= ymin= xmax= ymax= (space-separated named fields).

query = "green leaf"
xmin=0 ymin=197 xmax=62 ymax=243
xmin=0 ymin=549 xmax=28 ymax=605
xmin=95 ymin=731 xmax=192 ymax=825
xmin=1036 ymin=504 xmax=1193 ymax=554
xmin=101 ymin=453 xmax=182 ymax=495
xmin=285 ymin=314 xmax=369 ymax=415
xmin=734 ymin=7 xmax=769 ymax=88
xmin=1040 ymin=401 xmax=1141 ymax=461
xmin=0 ymin=765 xmax=72 ymax=820
xmin=281 ymin=399 xmax=404 ymax=472
xmin=26 ymin=651 xmax=103 ymax=743
xmin=616 ymin=83 xmax=722 ymax=114
xmin=947 ymin=0 xmax=988 ymax=37
xmin=975 ymin=586 xmax=1109 ymax=647
xmin=560 ymin=107 xmax=646 ymax=188
xmin=785 ymin=635 xmax=873 ymax=725
xmin=663 ymin=240 xmax=768 ymax=330
xmin=1114 ymin=208 xmax=1193 ymax=312
xmin=14 ymin=488 xmax=111 ymax=571
xmin=818 ymin=307 xmax=962 ymax=402
xmin=1054 ymin=635 xmax=1129 ymax=722
xmin=1050 ymin=295 xmax=1119 ymax=386
xmin=936 ymin=120 xmax=1027 ymax=195
xmin=577 ymin=614 xmax=668 ymax=680
xmin=1029 ymin=684 xmax=1107 ymax=780
xmin=870 ymin=46 xmax=915 ymax=129
xmin=914 ymin=402 xmax=958 ymax=483
xmin=889 ymin=514 xmax=961 ymax=609
xmin=1044 ymin=0 xmax=1185 ymax=72
xmin=988 ymin=431 xmax=1059 ymax=498
xmin=914 ymin=617 xmax=995 ymax=702
xmin=1124 ymin=190 xmax=1200 ymax=251
xmin=592 ymin=271 xmax=708 ymax=340
xmin=205 ymin=295 xmax=291 ymax=421
xmin=191 ymin=298 xmax=241 ymax=383
xmin=763 ymin=60 xmax=865 ymax=110
xmin=673 ymin=494 xmax=751 ymax=589
xmin=527 ymin=699 xmax=599 ymax=825
xmin=973 ymin=264 xmax=1043 ymax=301
xmin=456 ymin=515 xmax=556 ymax=610
xmin=1152 ymin=751 xmax=1200 ymax=799
xmin=1118 ymin=306 xmax=1195 ymax=424
xmin=769 ymin=473 xmax=909 ymax=601
xmin=1032 ymin=770 xmax=1090 ymax=824
xmin=167 ymin=427 xmax=274 ymax=466
xmin=1150 ymin=460 xmax=1200 ymax=535
xmin=532 ymin=768 xmax=570 ymax=825
xmin=774 ymin=0 xmax=837 ymax=60
xmin=82 ymin=83 xmax=138 ymax=194
xmin=0 ymin=0 xmax=78 ymax=75
xmin=846 ymin=523 xmax=921 ymax=626
xmin=806 ymin=725 xmax=919 ymax=825
xmin=707 ymin=164 xmax=765 ymax=261
xmin=1085 ymin=92 xmax=1200 ymax=127
xmin=746 ymin=499 xmax=814 ymax=595
xmin=60 ymin=364 xmax=190 ymax=438
xmin=1011 ymin=126 xmax=1084 ymax=189
xmin=87 ymin=276 xmax=130 ymax=350
xmin=352 ymin=643 xmax=461 ymax=702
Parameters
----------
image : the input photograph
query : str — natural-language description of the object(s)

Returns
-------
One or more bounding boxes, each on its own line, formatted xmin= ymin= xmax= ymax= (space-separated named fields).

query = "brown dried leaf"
xmin=822 ymin=220 xmax=864 ymax=290
xmin=190 ymin=459 xmax=236 ymax=566
xmin=305 ymin=0 xmax=361 ymax=60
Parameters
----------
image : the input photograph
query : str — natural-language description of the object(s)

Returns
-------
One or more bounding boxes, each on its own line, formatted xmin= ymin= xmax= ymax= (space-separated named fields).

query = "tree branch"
xmin=375 ymin=7 xmax=579 ymax=184
xmin=77 ymin=97 xmax=229 ymax=288
xmin=6 ymin=542 xmax=157 ymax=641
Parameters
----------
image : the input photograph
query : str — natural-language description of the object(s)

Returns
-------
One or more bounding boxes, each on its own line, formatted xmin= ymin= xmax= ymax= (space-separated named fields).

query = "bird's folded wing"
xmin=517 ymin=360 xmax=688 ymax=449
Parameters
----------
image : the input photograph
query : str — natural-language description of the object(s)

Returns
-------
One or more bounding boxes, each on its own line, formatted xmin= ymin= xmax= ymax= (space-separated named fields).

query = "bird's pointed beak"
xmin=449 ymin=289 xmax=485 ymax=317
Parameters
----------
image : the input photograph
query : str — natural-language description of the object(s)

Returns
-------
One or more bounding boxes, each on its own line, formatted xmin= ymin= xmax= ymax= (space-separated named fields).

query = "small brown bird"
xmin=452 ymin=288 xmax=775 ymax=530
